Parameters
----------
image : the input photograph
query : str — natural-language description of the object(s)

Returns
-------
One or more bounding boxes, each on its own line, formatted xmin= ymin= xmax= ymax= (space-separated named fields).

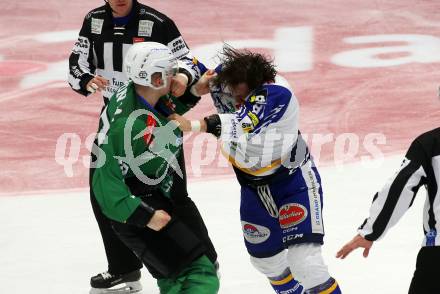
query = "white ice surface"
xmin=0 ymin=155 xmax=424 ymax=294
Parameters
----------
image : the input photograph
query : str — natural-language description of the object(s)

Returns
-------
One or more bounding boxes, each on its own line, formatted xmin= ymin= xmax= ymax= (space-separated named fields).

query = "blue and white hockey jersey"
xmin=208 ymin=71 xmax=310 ymax=184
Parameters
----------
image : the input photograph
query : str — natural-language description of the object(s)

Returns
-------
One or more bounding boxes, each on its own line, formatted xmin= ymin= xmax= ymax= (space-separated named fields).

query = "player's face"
xmin=108 ymin=0 xmax=133 ymax=17
xmin=230 ymin=83 xmax=250 ymax=105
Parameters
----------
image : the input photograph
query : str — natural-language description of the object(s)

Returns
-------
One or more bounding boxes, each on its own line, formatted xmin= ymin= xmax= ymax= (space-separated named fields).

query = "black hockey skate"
xmin=89 ymin=269 xmax=142 ymax=294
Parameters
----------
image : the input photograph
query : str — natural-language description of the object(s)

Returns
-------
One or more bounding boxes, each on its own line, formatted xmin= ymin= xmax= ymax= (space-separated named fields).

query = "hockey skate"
xmin=89 ymin=269 xmax=142 ymax=294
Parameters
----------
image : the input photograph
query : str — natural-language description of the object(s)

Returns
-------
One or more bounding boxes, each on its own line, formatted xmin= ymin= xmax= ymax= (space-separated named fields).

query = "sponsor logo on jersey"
xmin=112 ymin=77 xmax=124 ymax=88
xmin=91 ymin=18 xmax=104 ymax=35
xmin=139 ymin=9 xmax=164 ymax=22
xmin=283 ymin=233 xmax=304 ymax=243
xmin=138 ymin=20 xmax=154 ymax=37
xmin=279 ymin=203 xmax=308 ymax=229
xmin=282 ymin=226 xmax=299 ymax=234
xmin=305 ymin=169 xmax=322 ymax=226
xmin=72 ymin=36 xmax=90 ymax=58
xmin=70 ymin=66 xmax=82 ymax=79
xmin=241 ymin=221 xmax=271 ymax=244
xmin=168 ymin=37 xmax=189 ymax=58
xmin=241 ymin=122 xmax=253 ymax=133
xmin=73 ymin=37 xmax=90 ymax=51
xmin=86 ymin=9 xmax=106 ymax=19
xmin=133 ymin=37 xmax=145 ymax=43
xmin=247 ymin=111 xmax=259 ymax=126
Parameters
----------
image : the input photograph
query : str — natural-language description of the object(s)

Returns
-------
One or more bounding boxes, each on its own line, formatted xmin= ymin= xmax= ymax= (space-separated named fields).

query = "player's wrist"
xmin=190 ymin=120 xmax=201 ymax=132
xmin=176 ymin=73 xmax=189 ymax=84
xmin=177 ymin=68 xmax=192 ymax=85
xmin=190 ymin=84 xmax=200 ymax=97
xmin=80 ymin=73 xmax=96 ymax=94
xmin=126 ymin=200 xmax=156 ymax=228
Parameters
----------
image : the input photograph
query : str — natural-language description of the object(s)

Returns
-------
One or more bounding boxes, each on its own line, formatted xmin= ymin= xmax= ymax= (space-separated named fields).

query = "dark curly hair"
xmin=213 ymin=45 xmax=277 ymax=91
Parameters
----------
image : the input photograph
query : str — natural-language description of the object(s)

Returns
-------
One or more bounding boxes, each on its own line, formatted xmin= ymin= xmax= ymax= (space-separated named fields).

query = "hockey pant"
xmin=241 ymin=160 xmax=341 ymax=292
xmin=109 ymin=191 xmax=215 ymax=280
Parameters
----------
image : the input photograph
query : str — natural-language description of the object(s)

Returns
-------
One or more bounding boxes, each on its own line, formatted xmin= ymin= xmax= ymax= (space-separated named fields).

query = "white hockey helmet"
xmin=123 ymin=42 xmax=178 ymax=89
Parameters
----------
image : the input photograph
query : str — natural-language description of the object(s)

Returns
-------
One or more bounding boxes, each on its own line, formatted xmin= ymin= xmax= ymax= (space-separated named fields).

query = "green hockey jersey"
xmin=92 ymin=81 xmax=194 ymax=224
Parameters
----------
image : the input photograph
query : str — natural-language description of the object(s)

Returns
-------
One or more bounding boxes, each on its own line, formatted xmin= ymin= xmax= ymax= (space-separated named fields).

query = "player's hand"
xmin=170 ymin=73 xmax=189 ymax=97
xmin=168 ymin=113 xmax=192 ymax=132
xmin=192 ymin=69 xmax=216 ymax=96
xmin=336 ymin=234 xmax=373 ymax=259
xmin=86 ymin=75 xmax=109 ymax=93
xmin=146 ymin=210 xmax=171 ymax=231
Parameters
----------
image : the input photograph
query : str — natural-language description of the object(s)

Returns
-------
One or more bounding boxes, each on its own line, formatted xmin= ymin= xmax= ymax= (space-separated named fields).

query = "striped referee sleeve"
xmin=358 ymin=140 xmax=428 ymax=241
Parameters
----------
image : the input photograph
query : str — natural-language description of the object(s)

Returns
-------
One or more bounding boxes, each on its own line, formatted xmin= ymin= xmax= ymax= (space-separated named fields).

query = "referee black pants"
xmin=408 ymin=246 xmax=440 ymax=294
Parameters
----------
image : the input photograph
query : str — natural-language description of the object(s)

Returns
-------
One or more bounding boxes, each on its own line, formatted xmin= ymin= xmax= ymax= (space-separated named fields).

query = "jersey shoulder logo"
xmin=91 ymin=18 xmax=104 ymax=35
xmin=249 ymin=88 xmax=268 ymax=103
xmin=249 ymin=88 xmax=268 ymax=105
xmin=168 ymin=36 xmax=189 ymax=59
xmin=138 ymin=20 xmax=154 ymax=37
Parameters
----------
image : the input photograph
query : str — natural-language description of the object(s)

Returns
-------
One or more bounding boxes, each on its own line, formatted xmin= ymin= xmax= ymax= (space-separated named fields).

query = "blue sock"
xmin=305 ymin=277 xmax=341 ymax=294
xmin=269 ymin=269 xmax=304 ymax=294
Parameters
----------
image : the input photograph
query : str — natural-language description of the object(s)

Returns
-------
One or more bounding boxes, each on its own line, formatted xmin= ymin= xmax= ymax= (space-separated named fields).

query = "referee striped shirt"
xmin=358 ymin=127 xmax=440 ymax=247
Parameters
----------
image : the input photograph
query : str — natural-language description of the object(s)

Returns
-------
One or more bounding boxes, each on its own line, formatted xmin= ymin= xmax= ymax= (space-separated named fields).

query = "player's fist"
xmin=146 ymin=210 xmax=171 ymax=231
xmin=86 ymin=75 xmax=109 ymax=93
xmin=168 ymin=114 xmax=192 ymax=132
xmin=170 ymin=73 xmax=189 ymax=97
xmin=192 ymin=69 xmax=216 ymax=96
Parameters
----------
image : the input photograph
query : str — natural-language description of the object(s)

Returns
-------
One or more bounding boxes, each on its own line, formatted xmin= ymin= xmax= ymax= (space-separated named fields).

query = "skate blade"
xmin=89 ymin=281 xmax=142 ymax=294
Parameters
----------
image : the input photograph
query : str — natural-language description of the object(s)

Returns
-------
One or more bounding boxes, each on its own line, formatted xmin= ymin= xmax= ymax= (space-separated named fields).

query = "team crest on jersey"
xmin=91 ymin=18 xmax=104 ymax=34
xmin=279 ymin=203 xmax=308 ymax=229
xmin=242 ymin=221 xmax=271 ymax=244
xmin=138 ymin=20 xmax=154 ymax=37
